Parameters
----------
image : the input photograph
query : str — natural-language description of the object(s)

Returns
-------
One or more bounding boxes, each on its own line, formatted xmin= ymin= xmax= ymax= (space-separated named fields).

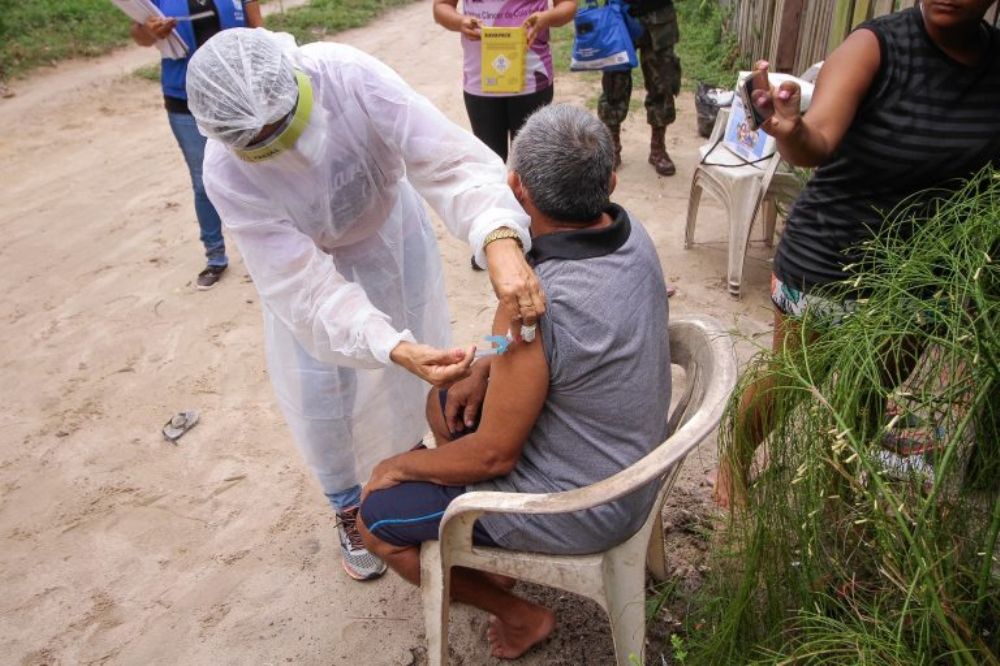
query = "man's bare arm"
xmin=364 ymin=308 xmax=549 ymax=494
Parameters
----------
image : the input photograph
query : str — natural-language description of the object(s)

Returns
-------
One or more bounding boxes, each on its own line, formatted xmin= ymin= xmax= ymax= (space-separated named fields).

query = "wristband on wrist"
xmin=483 ymin=227 xmax=523 ymax=250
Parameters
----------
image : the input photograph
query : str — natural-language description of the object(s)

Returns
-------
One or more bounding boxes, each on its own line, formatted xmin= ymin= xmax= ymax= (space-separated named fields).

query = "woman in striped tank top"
xmin=715 ymin=0 xmax=1000 ymax=508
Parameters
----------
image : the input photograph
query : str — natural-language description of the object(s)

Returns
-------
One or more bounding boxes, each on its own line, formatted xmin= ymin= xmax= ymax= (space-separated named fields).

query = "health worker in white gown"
xmin=185 ymin=28 xmax=545 ymax=580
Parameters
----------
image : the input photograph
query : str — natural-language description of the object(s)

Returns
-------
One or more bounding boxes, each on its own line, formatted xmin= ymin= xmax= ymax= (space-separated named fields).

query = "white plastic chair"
xmin=684 ymin=69 xmax=818 ymax=298
xmin=419 ymin=315 xmax=737 ymax=665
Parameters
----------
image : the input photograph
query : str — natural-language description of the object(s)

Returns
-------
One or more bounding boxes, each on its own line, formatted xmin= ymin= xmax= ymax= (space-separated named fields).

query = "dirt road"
xmin=0 ymin=2 xmax=775 ymax=663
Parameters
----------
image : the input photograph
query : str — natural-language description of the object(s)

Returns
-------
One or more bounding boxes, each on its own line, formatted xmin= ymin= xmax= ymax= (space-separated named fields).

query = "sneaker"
xmin=335 ymin=506 xmax=387 ymax=581
xmin=196 ymin=265 xmax=227 ymax=290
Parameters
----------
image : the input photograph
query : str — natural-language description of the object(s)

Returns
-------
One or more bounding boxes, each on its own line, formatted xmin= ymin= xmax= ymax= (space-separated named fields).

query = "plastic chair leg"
xmin=603 ymin=548 xmax=647 ymax=665
xmin=421 ymin=544 xmax=451 ymax=666
xmin=646 ymin=513 xmax=667 ymax=582
xmin=726 ymin=198 xmax=757 ymax=299
xmin=762 ymin=198 xmax=778 ymax=248
xmin=684 ymin=173 xmax=705 ymax=249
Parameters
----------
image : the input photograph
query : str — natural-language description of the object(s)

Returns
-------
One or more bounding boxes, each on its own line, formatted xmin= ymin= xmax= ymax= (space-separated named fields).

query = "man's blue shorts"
xmin=360 ymin=481 xmax=498 ymax=548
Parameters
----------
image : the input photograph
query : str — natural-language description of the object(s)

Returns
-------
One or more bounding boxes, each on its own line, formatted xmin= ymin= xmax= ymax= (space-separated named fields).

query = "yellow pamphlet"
xmin=481 ymin=27 xmax=526 ymax=94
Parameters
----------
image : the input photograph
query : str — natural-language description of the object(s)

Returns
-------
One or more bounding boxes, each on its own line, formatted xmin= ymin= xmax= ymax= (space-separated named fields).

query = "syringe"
xmin=473 ymin=333 xmax=513 ymax=358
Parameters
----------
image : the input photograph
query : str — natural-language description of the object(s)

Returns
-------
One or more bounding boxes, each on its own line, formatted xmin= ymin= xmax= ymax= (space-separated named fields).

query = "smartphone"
xmin=739 ymin=69 xmax=774 ymax=131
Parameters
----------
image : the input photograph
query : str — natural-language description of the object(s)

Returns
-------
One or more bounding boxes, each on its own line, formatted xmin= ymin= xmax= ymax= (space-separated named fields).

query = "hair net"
xmin=186 ymin=28 xmax=299 ymax=149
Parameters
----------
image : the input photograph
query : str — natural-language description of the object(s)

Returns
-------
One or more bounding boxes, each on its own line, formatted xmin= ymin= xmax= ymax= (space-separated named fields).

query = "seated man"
xmin=358 ymin=104 xmax=672 ymax=660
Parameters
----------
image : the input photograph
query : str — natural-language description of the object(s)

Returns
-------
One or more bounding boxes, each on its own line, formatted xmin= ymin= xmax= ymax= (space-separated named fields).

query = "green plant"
xmin=0 ymin=0 xmax=132 ymax=81
xmin=133 ymin=62 xmax=161 ymax=82
xmin=671 ymin=633 xmax=689 ymax=663
xmin=675 ymin=0 xmax=743 ymax=89
xmin=0 ymin=0 xmax=426 ymax=82
xmin=264 ymin=0 xmax=418 ymax=45
xmin=692 ymin=168 xmax=1000 ymax=664
xmin=646 ymin=579 xmax=680 ymax=621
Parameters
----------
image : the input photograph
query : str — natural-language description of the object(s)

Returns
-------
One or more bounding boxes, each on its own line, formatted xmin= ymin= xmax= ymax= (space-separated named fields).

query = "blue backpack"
xmin=570 ymin=0 xmax=642 ymax=72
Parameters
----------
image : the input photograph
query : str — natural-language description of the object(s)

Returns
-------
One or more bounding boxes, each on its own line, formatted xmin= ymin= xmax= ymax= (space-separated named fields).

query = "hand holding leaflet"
xmin=111 ymin=0 xmax=189 ymax=59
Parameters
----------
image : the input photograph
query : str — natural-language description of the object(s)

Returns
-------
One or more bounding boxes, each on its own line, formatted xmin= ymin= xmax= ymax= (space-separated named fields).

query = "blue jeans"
xmin=326 ymin=485 xmax=362 ymax=512
xmin=167 ymin=111 xmax=228 ymax=268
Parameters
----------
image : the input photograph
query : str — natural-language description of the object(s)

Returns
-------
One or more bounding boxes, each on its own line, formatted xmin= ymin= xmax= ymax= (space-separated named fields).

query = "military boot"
xmin=649 ymin=125 xmax=676 ymax=177
xmin=608 ymin=124 xmax=622 ymax=170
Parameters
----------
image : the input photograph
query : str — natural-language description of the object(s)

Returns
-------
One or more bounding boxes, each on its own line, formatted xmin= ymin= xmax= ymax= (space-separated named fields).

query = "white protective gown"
xmin=202 ymin=43 xmax=531 ymax=495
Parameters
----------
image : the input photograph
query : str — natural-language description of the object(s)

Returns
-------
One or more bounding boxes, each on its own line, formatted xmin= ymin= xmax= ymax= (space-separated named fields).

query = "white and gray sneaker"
xmin=335 ymin=506 xmax=387 ymax=581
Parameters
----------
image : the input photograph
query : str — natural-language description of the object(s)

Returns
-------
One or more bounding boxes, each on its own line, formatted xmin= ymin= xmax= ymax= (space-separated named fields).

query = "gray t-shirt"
xmin=473 ymin=205 xmax=671 ymax=555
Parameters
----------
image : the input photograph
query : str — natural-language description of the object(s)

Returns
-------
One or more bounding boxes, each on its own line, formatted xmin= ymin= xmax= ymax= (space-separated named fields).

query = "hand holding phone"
xmin=740 ymin=60 xmax=807 ymax=141
xmin=740 ymin=62 xmax=774 ymax=131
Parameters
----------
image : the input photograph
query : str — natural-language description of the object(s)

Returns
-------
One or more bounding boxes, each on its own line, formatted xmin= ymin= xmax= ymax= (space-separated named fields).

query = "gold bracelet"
xmin=483 ymin=227 xmax=523 ymax=250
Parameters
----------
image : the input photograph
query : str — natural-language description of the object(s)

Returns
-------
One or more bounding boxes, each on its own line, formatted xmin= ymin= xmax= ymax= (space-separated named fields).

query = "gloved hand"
xmin=390 ymin=341 xmax=475 ymax=387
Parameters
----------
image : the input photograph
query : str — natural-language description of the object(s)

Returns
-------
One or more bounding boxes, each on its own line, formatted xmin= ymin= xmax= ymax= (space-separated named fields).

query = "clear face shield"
xmin=233 ymin=71 xmax=327 ymax=170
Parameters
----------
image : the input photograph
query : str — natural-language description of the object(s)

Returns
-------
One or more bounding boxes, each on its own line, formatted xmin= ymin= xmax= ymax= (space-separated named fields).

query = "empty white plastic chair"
xmin=685 ymin=69 xmax=818 ymax=298
xmin=419 ymin=315 xmax=737 ymax=665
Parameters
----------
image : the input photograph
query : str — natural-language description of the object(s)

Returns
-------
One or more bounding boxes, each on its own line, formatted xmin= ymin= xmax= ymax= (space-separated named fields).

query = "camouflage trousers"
xmin=597 ymin=5 xmax=681 ymax=129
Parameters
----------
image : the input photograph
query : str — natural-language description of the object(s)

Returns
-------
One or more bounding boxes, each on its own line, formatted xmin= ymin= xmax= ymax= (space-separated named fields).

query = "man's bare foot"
xmin=487 ymin=604 xmax=555 ymax=659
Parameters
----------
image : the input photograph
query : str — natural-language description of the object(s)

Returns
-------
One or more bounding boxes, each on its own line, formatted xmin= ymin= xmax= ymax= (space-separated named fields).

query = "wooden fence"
xmin=725 ymin=0 xmax=1000 ymax=75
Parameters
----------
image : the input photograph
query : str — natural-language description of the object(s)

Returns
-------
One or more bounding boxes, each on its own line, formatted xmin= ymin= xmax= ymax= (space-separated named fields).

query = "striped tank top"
xmin=774 ymin=7 xmax=1000 ymax=291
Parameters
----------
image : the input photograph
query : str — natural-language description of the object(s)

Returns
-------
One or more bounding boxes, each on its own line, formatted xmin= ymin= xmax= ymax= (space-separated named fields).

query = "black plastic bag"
xmin=695 ymin=81 xmax=727 ymax=138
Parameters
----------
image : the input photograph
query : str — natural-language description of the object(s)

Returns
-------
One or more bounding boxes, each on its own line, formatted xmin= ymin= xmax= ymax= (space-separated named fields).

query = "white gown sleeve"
xmin=347 ymin=50 xmax=532 ymax=268
xmin=205 ymin=166 xmax=415 ymax=368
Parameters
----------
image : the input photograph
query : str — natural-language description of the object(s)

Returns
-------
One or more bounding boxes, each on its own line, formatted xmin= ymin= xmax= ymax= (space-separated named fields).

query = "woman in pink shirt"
xmin=434 ymin=0 xmax=576 ymax=163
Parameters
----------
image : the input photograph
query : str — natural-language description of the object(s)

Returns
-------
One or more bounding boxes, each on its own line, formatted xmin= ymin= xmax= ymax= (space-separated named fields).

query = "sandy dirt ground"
xmin=0 ymin=2 xmax=779 ymax=663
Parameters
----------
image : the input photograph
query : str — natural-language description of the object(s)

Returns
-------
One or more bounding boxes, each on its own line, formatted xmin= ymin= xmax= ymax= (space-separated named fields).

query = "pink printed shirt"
xmin=462 ymin=0 xmax=554 ymax=96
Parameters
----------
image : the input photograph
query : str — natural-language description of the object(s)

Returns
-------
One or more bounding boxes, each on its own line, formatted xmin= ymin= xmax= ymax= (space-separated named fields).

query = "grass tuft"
xmin=675 ymin=0 xmax=743 ymax=89
xmin=2 ymin=0 xmax=421 ymax=83
xmin=689 ymin=167 xmax=1000 ymax=664
xmin=133 ymin=62 xmax=161 ymax=82
xmin=0 ymin=0 xmax=131 ymax=81
xmin=264 ymin=0 xmax=418 ymax=46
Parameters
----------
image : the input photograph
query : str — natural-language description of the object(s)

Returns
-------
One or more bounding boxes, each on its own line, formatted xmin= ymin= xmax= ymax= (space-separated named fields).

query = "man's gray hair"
xmin=510 ymin=104 xmax=614 ymax=223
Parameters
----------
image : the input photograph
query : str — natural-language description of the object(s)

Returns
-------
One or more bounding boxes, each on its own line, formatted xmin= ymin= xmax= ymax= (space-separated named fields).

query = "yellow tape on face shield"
xmin=234 ymin=70 xmax=314 ymax=163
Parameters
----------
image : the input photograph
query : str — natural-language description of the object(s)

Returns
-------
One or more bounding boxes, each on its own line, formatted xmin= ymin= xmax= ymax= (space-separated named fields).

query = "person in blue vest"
xmin=130 ymin=1 xmax=263 ymax=290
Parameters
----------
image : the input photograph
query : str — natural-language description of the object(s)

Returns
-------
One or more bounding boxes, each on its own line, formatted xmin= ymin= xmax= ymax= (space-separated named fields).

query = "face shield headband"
xmin=234 ymin=70 xmax=314 ymax=163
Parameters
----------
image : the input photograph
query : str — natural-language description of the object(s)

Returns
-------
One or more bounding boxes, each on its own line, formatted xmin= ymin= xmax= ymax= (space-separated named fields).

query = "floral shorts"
xmin=770 ymin=273 xmax=855 ymax=324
